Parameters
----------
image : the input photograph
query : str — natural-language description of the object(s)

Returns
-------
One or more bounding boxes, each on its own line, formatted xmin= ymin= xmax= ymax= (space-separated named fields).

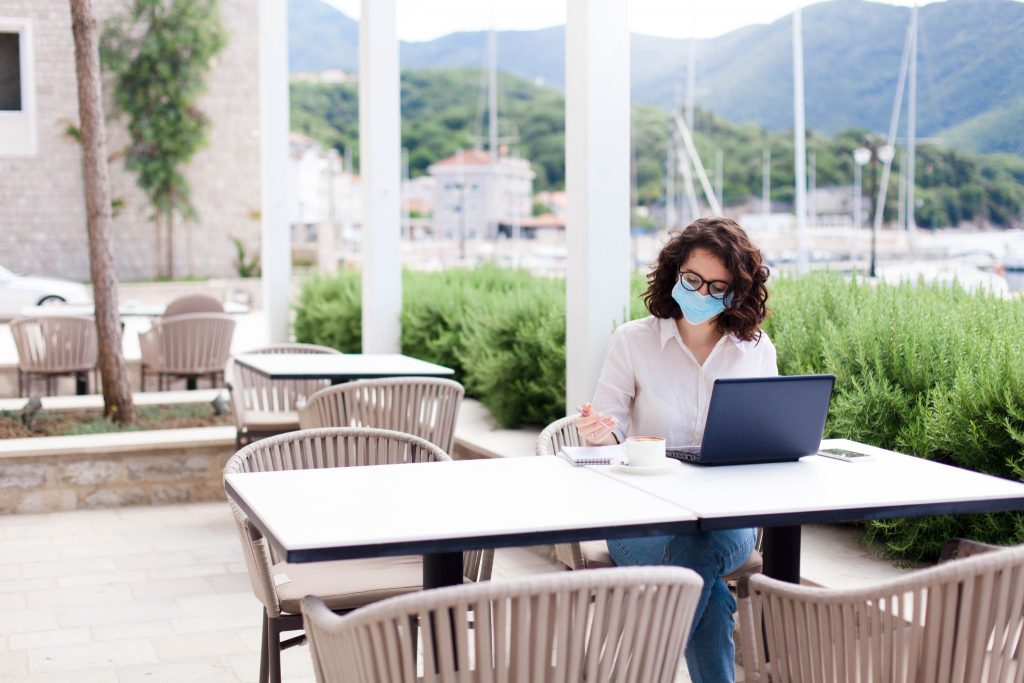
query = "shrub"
xmin=765 ymin=272 xmax=1024 ymax=562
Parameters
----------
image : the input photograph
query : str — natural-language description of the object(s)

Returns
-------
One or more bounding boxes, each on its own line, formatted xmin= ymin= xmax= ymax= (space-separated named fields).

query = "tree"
xmin=101 ymin=0 xmax=226 ymax=279
xmin=69 ymin=0 xmax=137 ymax=423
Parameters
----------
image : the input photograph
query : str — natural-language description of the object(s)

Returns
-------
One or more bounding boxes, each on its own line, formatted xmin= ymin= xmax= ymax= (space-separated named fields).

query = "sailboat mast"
xmin=907 ymin=2 xmax=918 ymax=232
xmin=793 ymin=7 xmax=808 ymax=273
xmin=488 ymin=24 xmax=498 ymax=161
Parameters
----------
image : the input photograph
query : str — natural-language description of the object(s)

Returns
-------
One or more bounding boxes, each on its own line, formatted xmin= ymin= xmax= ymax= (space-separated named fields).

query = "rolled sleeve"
xmin=591 ymin=327 xmax=634 ymax=443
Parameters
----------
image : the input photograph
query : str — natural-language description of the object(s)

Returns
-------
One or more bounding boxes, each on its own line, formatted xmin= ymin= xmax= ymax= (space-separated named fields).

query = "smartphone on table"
xmin=816 ymin=447 xmax=874 ymax=463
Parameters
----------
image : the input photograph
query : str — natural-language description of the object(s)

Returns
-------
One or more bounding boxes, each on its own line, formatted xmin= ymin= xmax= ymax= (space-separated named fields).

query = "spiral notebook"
xmin=559 ymin=444 xmax=624 ymax=466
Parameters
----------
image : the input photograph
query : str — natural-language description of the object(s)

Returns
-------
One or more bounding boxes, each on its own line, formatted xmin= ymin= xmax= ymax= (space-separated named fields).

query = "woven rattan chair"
xmin=536 ymin=415 xmax=764 ymax=580
xmin=299 ymin=377 xmax=465 ymax=454
xmin=162 ymin=293 xmax=224 ymax=316
xmin=737 ymin=541 xmax=1024 ymax=683
xmin=226 ymin=343 xmax=342 ymax=448
xmin=11 ymin=316 xmax=98 ymax=396
xmin=224 ymin=427 xmax=494 ymax=683
xmin=139 ymin=313 xmax=235 ymax=391
xmin=301 ymin=565 xmax=704 ymax=683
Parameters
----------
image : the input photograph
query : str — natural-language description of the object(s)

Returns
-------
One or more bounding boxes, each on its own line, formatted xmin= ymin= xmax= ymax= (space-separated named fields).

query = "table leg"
xmin=423 ymin=552 xmax=464 ymax=671
xmin=762 ymin=525 xmax=802 ymax=584
xmin=423 ymin=552 xmax=463 ymax=589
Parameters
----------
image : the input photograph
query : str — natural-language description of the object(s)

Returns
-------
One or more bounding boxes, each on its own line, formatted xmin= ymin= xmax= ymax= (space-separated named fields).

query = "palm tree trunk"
xmin=155 ymin=212 xmax=163 ymax=279
xmin=69 ymin=0 xmax=137 ymax=423
xmin=167 ymin=210 xmax=175 ymax=279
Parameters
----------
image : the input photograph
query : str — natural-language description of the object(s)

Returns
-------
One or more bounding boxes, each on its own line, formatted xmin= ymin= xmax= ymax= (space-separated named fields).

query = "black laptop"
xmin=666 ymin=375 xmax=835 ymax=466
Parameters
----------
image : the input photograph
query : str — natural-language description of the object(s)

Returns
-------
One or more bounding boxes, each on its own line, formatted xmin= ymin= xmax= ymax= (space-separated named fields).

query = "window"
xmin=0 ymin=19 xmax=35 ymax=156
xmin=0 ymin=32 xmax=20 ymax=110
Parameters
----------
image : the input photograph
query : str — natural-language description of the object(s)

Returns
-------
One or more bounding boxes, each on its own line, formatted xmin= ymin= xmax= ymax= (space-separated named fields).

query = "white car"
xmin=0 ymin=265 xmax=92 ymax=318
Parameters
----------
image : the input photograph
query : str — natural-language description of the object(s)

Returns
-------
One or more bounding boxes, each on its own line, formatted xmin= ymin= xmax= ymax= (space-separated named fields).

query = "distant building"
xmin=290 ymin=69 xmax=357 ymax=85
xmin=287 ymin=133 xmax=361 ymax=270
xmin=533 ymin=190 xmax=567 ymax=218
xmin=0 ymin=0 xmax=260 ymax=280
xmin=428 ymin=148 xmax=535 ymax=241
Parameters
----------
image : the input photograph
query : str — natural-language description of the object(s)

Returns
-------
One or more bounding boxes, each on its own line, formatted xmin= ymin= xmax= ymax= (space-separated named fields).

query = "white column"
xmin=565 ymin=0 xmax=631 ymax=413
xmin=359 ymin=0 xmax=402 ymax=353
xmin=259 ymin=0 xmax=291 ymax=343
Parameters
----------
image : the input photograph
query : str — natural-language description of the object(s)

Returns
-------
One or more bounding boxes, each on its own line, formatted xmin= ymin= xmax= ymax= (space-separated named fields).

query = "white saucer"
xmin=612 ymin=459 xmax=682 ymax=475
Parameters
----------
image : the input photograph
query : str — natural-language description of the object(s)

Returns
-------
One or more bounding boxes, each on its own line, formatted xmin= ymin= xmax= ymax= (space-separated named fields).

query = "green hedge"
xmin=296 ymin=268 xmax=1024 ymax=561
xmin=764 ymin=273 xmax=1024 ymax=562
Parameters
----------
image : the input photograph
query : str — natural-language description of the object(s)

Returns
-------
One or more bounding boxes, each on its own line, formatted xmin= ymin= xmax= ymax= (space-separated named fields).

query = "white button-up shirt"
xmin=592 ymin=316 xmax=779 ymax=448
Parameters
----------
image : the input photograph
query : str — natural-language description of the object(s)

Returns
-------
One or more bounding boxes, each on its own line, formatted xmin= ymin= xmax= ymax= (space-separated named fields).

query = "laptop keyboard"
xmin=666 ymin=447 xmax=700 ymax=463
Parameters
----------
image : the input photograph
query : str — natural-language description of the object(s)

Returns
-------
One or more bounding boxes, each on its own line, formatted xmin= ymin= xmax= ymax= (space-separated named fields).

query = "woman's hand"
xmin=575 ymin=403 xmax=619 ymax=446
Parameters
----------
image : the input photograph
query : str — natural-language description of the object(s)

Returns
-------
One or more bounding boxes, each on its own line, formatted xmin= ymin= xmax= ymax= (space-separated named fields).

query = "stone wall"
xmin=0 ymin=427 xmax=235 ymax=514
xmin=0 ymin=0 xmax=262 ymax=282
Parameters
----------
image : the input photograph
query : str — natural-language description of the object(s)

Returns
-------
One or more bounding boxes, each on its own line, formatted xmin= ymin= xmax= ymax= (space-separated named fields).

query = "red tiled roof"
xmin=431 ymin=149 xmax=494 ymax=167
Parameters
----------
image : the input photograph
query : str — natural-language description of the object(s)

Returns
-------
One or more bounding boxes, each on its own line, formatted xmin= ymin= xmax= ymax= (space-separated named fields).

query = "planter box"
xmin=0 ymin=426 xmax=235 ymax=514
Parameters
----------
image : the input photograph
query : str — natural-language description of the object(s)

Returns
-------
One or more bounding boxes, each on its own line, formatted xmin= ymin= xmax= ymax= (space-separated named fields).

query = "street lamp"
xmin=853 ymin=147 xmax=870 ymax=231
xmin=858 ymin=138 xmax=894 ymax=278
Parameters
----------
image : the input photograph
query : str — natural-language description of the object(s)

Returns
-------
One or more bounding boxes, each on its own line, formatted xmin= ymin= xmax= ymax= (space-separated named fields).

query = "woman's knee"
xmin=665 ymin=528 xmax=756 ymax=576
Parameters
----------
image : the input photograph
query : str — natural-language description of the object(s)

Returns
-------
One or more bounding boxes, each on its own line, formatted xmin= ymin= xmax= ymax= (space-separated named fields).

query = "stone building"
xmin=428 ymin=148 xmax=535 ymax=242
xmin=0 ymin=0 xmax=260 ymax=282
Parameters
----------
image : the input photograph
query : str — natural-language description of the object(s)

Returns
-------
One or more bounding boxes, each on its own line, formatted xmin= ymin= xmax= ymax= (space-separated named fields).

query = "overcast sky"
xmin=322 ymin=0 xmax=950 ymax=42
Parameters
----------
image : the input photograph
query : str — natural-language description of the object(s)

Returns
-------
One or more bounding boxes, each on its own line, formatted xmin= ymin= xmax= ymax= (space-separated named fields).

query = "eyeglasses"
xmin=678 ymin=270 xmax=731 ymax=299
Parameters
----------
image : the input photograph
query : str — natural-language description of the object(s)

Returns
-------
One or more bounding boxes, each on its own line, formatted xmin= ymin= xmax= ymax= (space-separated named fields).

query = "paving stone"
xmin=26 ymin=638 xmax=158 ymax=674
xmin=151 ymin=630 xmax=249 ymax=662
xmin=118 ymin=658 xmax=241 ymax=683
xmin=8 ymin=627 xmax=91 ymax=650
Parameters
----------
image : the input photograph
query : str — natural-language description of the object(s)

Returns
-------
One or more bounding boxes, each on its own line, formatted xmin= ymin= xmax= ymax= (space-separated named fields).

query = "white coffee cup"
xmin=624 ymin=436 xmax=667 ymax=468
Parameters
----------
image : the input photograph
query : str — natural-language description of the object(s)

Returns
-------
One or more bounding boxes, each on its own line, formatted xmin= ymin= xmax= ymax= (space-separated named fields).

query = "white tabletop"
xmin=225 ymin=456 xmax=698 ymax=562
xmin=232 ymin=353 xmax=455 ymax=381
xmin=595 ymin=439 xmax=1024 ymax=529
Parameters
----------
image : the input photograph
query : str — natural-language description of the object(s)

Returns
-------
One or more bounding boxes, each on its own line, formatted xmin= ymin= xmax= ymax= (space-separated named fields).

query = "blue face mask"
xmin=671 ymin=280 xmax=733 ymax=326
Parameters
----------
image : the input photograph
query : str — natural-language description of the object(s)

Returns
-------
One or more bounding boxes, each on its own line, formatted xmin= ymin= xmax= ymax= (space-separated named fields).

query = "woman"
xmin=576 ymin=217 xmax=776 ymax=683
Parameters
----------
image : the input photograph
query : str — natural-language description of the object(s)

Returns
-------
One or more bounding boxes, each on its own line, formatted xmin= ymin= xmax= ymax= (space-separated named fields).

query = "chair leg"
xmin=140 ymin=366 xmax=146 ymax=392
xmin=267 ymin=614 xmax=282 ymax=683
xmin=17 ymin=369 xmax=22 ymax=398
xmin=259 ymin=611 xmax=270 ymax=683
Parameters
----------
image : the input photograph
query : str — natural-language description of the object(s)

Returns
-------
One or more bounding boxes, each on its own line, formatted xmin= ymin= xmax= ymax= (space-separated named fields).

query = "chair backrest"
xmin=738 ymin=543 xmax=1024 ymax=683
xmin=225 ymin=427 xmax=458 ymax=619
xmin=302 ymin=565 xmax=704 ymax=683
xmin=10 ymin=316 xmax=98 ymax=374
xmin=163 ymin=294 xmax=224 ymax=317
xmin=151 ymin=313 xmax=235 ymax=374
xmin=300 ymin=377 xmax=465 ymax=454
xmin=536 ymin=415 xmax=588 ymax=570
xmin=227 ymin=344 xmax=341 ymax=425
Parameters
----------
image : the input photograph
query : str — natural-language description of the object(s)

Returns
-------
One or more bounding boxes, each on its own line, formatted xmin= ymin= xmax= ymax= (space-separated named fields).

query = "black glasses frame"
xmin=678 ymin=270 xmax=732 ymax=300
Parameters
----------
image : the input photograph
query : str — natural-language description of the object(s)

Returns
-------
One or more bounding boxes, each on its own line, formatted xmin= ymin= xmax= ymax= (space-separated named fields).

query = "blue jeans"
xmin=607 ymin=528 xmax=756 ymax=683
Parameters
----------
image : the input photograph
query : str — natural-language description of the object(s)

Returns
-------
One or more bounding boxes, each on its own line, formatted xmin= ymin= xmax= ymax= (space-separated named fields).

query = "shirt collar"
xmin=658 ymin=316 xmax=749 ymax=352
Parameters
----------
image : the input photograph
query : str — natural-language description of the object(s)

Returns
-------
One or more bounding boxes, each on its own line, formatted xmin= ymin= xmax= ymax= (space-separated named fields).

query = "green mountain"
xmin=288 ymin=0 xmax=1024 ymax=156
xmin=940 ymin=98 xmax=1024 ymax=156
xmin=291 ymin=69 xmax=1024 ymax=228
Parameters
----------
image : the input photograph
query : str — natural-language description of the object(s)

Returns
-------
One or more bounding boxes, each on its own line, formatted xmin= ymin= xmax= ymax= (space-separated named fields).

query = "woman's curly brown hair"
xmin=642 ymin=217 xmax=770 ymax=342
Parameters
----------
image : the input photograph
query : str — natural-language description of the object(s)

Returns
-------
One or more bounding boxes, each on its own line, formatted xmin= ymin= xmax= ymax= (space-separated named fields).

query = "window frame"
xmin=0 ymin=17 xmax=36 ymax=157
